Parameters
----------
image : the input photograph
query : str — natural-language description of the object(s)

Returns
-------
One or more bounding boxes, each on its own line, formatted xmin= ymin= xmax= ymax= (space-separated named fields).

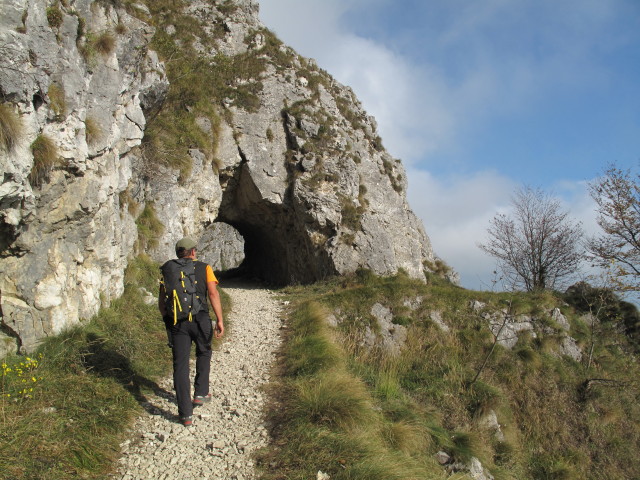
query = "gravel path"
xmin=112 ymin=280 xmax=283 ymax=480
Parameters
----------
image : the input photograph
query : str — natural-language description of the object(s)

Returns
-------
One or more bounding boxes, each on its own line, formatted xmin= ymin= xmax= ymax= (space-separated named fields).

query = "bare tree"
xmin=587 ymin=166 xmax=640 ymax=292
xmin=479 ymin=186 xmax=583 ymax=291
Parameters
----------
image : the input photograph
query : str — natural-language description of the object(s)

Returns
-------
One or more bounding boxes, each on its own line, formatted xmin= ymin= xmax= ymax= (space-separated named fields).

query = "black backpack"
xmin=160 ymin=258 xmax=205 ymax=324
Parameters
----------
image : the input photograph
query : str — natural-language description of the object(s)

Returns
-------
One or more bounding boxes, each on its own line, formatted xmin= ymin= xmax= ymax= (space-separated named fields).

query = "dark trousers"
xmin=169 ymin=312 xmax=213 ymax=417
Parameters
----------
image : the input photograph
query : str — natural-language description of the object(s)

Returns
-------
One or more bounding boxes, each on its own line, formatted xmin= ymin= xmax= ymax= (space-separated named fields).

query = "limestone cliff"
xmin=0 ymin=0 xmax=439 ymax=354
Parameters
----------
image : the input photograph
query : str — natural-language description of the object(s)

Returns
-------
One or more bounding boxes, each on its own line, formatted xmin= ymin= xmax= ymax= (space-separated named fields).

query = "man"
xmin=158 ymin=237 xmax=224 ymax=427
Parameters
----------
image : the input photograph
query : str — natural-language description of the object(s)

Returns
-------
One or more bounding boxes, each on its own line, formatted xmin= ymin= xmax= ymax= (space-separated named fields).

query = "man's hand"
xmin=214 ymin=319 xmax=224 ymax=339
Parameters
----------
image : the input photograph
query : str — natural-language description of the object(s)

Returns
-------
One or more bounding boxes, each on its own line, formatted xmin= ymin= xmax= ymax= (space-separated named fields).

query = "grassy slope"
xmin=257 ymin=271 xmax=640 ymax=480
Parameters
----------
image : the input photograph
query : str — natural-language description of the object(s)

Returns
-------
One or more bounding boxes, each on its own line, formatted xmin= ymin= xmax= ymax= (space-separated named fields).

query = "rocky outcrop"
xmin=470 ymin=301 xmax=583 ymax=361
xmin=0 ymin=0 xmax=168 ymax=354
xmin=0 ymin=0 xmax=436 ymax=354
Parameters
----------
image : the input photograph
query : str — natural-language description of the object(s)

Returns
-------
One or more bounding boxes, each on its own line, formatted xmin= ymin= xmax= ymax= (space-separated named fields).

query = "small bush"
xmin=0 ymin=103 xmax=23 ymax=152
xmin=29 ymin=134 xmax=58 ymax=187
xmin=46 ymin=5 xmax=64 ymax=29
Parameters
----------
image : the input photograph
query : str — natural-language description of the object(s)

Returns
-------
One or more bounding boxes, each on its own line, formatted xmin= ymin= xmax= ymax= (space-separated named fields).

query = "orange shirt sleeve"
xmin=206 ymin=264 xmax=218 ymax=284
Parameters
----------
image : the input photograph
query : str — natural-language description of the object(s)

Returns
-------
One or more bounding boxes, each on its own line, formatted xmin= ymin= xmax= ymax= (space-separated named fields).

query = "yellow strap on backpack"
xmin=172 ymin=290 xmax=182 ymax=325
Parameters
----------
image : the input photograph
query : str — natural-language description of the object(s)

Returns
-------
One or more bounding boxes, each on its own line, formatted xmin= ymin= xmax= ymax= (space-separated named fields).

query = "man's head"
xmin=175 ymin=237 xmax=197 ymax=258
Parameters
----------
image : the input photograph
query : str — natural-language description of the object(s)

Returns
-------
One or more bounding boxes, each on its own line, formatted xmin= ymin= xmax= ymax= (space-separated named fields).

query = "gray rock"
xmin=368 ymin=303 xmax=407 ymax=355
xmin=468 ymin=457 xmax=495 ymax=480
xmin=430 ymin=310 xmax=450 ymax=332
xmin=477 ymin=409 xmax=505 ymax=442
xmin=435 ymin=451 xmax=450 ymax=465
xmin=551 ymin=308 xmax=571 ymax=331
xmin=559 ymin=336 xmax=583 ymax=362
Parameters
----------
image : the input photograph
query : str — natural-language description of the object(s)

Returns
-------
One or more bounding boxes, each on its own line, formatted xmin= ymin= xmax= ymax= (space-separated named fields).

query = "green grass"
xmin=46 ymin=5 xmax=63 ymax=29
xmin=135 ymin=202 xmax=164 ymax=252
xmin=0 ymin=255 xmax=231 ymax=480
xmin=258 ymin=272 xmax=640 ymax=479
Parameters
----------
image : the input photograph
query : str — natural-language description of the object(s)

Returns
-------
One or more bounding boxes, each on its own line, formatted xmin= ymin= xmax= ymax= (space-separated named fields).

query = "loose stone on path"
xmin=112 ymin=281 xmax=283 ymax=480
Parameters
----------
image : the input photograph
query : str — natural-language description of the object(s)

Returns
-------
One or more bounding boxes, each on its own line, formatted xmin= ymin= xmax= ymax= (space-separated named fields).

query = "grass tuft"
xmin=48 ymin=83 xmax=66 ymax=119
xmin=46 ymin=5 xmax=63 ymax=29
xmin=0 ymin=103 xmax=23 ymax=152
xmin=29 ymin=134 xmax=59 ymax=187
xmin=135 ymin=202 xmax=164 ymax=253
xmin=290 ymin=371 xmax=373 ymax=428
xmin=93 ymin=31 xmax=116 ymax=55
xmin=85 ymin=116 xmax=103 ymax=145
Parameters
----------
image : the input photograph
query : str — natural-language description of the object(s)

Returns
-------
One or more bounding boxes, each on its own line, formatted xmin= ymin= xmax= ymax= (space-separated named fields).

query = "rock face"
xmin=0 ymin=0 xmax=168 ymax=354
xmin=0 ymin=0 xmax=436 ymax=353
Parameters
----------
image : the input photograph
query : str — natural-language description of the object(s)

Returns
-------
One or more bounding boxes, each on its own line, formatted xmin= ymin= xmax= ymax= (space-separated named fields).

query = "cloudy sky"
xmin=258 ymin=0 xmax=640 ymax=291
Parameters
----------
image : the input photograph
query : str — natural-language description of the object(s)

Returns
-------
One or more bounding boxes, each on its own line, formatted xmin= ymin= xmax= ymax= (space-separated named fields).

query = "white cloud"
xmin=259 ymin=0 xmax=457 ymax=164
xmin=406 ymin=168 xmax=517 ymax=290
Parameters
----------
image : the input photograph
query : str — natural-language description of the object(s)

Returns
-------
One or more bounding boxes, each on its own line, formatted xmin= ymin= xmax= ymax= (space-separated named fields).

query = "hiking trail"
xmin=112 ymin=281 xmax=284 ymax=480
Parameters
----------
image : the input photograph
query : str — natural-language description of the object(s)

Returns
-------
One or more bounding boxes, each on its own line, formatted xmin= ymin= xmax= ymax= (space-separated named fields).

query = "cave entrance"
xmin=198 ymin=219 xmax=300 ymax=285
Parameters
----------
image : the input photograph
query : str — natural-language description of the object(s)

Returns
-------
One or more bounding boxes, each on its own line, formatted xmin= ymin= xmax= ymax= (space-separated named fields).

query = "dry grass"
xmin=94 ymin=31 xmax=116 ymax=55
xmin=29 ymin=134 xmax=59 ymax=187
xmin=0 ymin=103 xmax=23 ymax=152
xmin=85 ymin=116 xmax=103 ymax=145
xmin=48 ymin=83 xmax=66 ymax=119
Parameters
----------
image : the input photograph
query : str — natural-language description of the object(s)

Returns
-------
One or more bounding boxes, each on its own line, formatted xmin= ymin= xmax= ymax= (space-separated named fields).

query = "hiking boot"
xmin=192 ymin=394 xmax=212 ymax=406
xmin=180 ymin=415 xmax=193 ymax=427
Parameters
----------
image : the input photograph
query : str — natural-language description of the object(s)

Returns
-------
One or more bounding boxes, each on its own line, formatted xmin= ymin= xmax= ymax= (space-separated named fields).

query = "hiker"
xmin=158 ymin=237 xmax=224 ymax=427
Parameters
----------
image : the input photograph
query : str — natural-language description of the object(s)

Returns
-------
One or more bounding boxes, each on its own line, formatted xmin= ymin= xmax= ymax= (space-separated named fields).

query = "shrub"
xmin=0 ymin=103 xmax=23 ymax=152
xmin=29 ymin=134 xmax=58 ymax=187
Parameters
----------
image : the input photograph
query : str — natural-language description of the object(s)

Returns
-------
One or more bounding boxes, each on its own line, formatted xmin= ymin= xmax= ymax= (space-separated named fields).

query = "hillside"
xmin=1 ymin=269 xmax=638 ymax=479
xmin=259 ymin=272 xmax=640 ymax=480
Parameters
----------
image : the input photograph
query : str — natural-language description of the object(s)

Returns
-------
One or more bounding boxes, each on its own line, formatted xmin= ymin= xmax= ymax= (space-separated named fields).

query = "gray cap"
xmin=175 ymin=237 xmax=197 ymax=251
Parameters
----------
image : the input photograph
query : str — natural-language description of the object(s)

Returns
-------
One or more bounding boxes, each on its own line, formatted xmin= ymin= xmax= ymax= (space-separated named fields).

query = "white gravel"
xmin=112 ymin=280 xmax=283 ymax=480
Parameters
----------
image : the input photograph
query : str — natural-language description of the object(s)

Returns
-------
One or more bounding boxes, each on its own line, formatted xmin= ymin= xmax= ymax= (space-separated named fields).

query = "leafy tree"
xmin=479 ymin=186 xmax=583 ymax=291
xmin=587 ymin=166 xmax=640 ymax=292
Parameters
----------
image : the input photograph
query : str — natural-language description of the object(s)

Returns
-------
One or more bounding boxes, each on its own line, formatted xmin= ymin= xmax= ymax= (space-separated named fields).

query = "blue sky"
xmin=258 ymin=0 xmax=640 ymax=291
